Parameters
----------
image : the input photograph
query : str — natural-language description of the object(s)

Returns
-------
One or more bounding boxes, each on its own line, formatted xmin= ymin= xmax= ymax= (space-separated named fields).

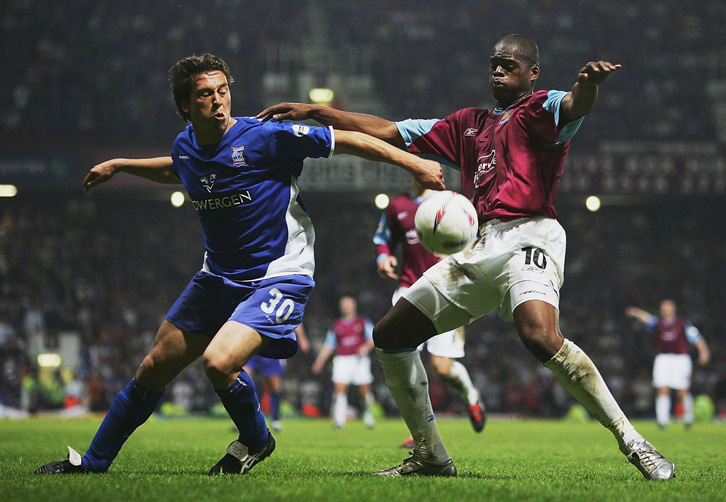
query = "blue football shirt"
xmin=171 ymin=118 xmax=334 ymax=281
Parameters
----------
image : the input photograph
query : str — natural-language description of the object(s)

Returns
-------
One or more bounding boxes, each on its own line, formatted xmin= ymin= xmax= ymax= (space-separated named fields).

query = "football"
xmin=414 ymin=190 xmax=478 ymax=254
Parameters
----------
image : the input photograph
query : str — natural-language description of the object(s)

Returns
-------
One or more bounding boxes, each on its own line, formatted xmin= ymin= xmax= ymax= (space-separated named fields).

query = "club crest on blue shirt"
xmin=200 ymin=173 xmax=216 ymax=193
xmin=232 ymin=145 xmax=246 ymax=167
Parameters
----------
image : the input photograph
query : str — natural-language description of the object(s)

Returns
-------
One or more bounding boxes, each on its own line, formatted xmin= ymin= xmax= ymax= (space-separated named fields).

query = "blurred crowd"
xmin=2 ymin=0 xmax=725 ymax=150
xmin=0 ymin=194 xmax=724 ymax=421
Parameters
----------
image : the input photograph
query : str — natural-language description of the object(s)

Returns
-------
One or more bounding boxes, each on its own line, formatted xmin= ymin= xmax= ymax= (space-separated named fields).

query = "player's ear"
xmin=180 ymin=99 xmax=191 ymax=115
xmin=530 ymin=64 xmax=540 ymax=82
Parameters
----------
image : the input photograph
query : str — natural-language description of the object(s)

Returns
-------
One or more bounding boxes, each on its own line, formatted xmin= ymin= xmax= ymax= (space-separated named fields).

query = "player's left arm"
xmin=333 ymin=130 xmax=444 ymax=190
xmin=295 ymin=324 xmax=311 ymax=353
xmin=688 ymin=324 xmax=711 ymax=366
xmin=560 ymin=61 xmax=622 ymax=122
xmin=359 ymin=319 xmax=375 ymax=356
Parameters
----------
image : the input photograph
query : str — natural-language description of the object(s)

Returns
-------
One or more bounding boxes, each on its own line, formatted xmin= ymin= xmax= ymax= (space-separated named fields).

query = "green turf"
xmin=2 ymin=416 xmax=724 ymax=501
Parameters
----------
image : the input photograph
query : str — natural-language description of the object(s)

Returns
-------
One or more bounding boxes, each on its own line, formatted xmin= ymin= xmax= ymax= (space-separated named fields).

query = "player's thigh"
xmin=425 ymin=327 xmax=466 ymax=358
xmin=351 ymin=355 xmax=373 ymax=386
xmin=137 ymin=320 xmax=210 ymax=389
xmin=401 ymin=273 xmax=478 ymax=335
xmin=332 ymin=355 xmax=356 ymax=385
xmin=653 ymin=354 xmax=692 ymax=390
xmin=203 ymin=321 xmax=268 ymax=377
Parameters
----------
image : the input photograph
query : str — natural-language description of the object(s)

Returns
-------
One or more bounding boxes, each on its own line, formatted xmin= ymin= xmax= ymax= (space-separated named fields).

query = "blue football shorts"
xmin=166 ymin=271 xmax=315 ymax=359
xmin=244 ymin=354 xmax=286 ymax=377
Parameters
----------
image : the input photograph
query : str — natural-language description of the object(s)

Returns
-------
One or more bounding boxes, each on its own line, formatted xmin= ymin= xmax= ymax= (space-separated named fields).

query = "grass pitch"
xmin=2 ymin=416 xmax=724 ymax=502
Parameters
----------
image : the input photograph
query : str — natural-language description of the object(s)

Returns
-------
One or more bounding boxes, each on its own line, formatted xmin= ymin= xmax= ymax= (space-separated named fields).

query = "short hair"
xmin=168 ymin=53 xmax=234 ymax=122
xmin=493 ymin=34 xmax=540 ymax=67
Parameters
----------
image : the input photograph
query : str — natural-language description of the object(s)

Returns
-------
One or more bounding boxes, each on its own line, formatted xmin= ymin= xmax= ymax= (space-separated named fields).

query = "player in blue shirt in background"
xmin=34 ymin=53 xmax=443 ymax=476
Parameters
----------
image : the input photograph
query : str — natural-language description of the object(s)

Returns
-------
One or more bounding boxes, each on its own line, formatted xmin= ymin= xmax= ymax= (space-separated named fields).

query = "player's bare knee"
xmin=202 ymin=351 xmax=236 ymax=388
xmin=517 ymin=326 xmax=562 ymax=362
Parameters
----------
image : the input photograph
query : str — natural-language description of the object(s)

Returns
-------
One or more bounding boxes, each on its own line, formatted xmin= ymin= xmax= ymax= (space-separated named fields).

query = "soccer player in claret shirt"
xmin=312 ymin=295 xmax=377 ymax=429
xmin=626 ymin=300 xmax=710 ymax=429
xmin=260 ymin=34 xmax=675 ymax=480
xmin=374 ymin=176 xmax=485 ymax=447
xmin=34 ymin=53 xmax=443 ymax=476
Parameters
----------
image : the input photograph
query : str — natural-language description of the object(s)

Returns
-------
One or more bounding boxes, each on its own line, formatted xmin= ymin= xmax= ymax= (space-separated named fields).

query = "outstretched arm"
xmin=258 ymin=104 xmax=405 ymax=148
xmin=333 ymin=129 xmax=444 ymax=190
xmin=625 ymin=306 xmax=655 ymax=325
xmin=83 ymin=157 xmax=179 ymax=191
xmin=560 ymin=61 xmax=621 ymax=123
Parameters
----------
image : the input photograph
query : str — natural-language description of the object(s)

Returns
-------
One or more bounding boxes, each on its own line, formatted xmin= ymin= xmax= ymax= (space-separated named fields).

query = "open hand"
xmin=577 ymin=61 xmax=621 ymax=86
xmin=257 ymin=102 xmax=314 ymax=122
xmin=82 ymin=160 xmax=119 ymax=191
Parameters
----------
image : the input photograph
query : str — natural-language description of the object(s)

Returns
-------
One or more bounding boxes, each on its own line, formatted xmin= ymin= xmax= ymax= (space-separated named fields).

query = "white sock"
xmin=376 ymin=348 xmax=450 ymax=462
xmin=333 ymin=392 xmax=348 ymax=428
xmin=363 ymin=392 xmax=375 ymax=426
xmin=443 ymin=360 xmax=480 ymax=406
xmin=682 ymin=393 xmax=694 ymax=425
xmin=655 ymin=394 xmax=670 ymax=427
xmin=544 ymin=339 xmax=641 ymax=449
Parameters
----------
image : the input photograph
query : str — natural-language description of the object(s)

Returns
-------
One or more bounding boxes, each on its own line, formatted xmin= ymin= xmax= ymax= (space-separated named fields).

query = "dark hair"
xmin=494 ymin=34 xmax=540 ymax=67
xmin=168 ymin=53 xmax=234 ymax=122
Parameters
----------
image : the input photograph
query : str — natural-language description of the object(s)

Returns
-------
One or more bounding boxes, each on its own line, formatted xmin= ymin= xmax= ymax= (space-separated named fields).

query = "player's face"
xmin=183 ymin=71 xmax=233 ymax=144
xmin=489 ymin=45 xmax=538 ymax=107
xmin=660 ymin=300 xmax=676 ymax=320
xmin=339 ymin=297 xmax=356 ymax=317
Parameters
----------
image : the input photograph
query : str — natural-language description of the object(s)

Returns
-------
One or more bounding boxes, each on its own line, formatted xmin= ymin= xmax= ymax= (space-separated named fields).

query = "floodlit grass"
xmin=2 ymin=416 xmax=724 ymax=502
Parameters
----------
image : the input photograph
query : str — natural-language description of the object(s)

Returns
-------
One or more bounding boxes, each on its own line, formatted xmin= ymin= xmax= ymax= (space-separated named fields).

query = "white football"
xmin=414 ymin=191 xmax=478 ymax=254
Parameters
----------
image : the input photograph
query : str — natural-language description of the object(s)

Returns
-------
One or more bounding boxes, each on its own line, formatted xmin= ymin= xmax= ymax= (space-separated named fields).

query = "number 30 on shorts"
xmin=260 ymin=288 xmax=295 ymax=323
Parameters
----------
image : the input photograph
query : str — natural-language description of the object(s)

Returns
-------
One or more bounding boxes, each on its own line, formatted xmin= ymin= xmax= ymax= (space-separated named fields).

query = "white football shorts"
xmin=393 ymin=287 xmax=465 ymax=358
xmin=331 ymin=354 xmax=374 ymax=385
xmin=403 ymin=216 xmax=566 ymax=333
xmin=652 ymin=353 xmax=692 ymax=390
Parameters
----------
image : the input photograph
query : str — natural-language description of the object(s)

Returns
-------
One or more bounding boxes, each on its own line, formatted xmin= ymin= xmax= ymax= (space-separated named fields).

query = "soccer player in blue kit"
xmin=34 ymin=53 xmax=443 ymax=476
xmin=260 ymin=35 xmax=676 ymax=480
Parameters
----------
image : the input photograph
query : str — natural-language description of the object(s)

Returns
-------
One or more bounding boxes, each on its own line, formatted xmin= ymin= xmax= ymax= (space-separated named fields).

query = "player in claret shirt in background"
xmin=34 ymin=53 xmax=443 ymax=476
xmin=374 ymin=176 xmax=485 ymax=449
xmin=260 ymin=34 xmax=675 ymax=480
xmin=626 ymin=299 xmax=710 ymax=429
xmin=312 ymin=295 xmax=377 ymax=429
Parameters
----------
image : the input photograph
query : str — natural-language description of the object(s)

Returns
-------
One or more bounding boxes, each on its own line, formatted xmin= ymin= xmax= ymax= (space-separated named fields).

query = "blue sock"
xmin=270 ymin=390 xmax=281 ymax=421
xmin=216 ymin=371 xmax=269 ymax=448
xmin=82 ymin=378 xmax=164 ymax=472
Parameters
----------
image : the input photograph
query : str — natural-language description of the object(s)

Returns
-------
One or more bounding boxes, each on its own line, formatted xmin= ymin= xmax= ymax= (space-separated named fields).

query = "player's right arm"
xmin=333 ymin=130 xmax=444 ymax=190
xmin=82 ymin=157 xmax=180 ymax=191
xmin=625 ymin=306 xmax=656 ymax=325
xmin=373 ymin=211 xmax=399 ymax=281
xmin=258 ymin=103 xmax=405 ymax=148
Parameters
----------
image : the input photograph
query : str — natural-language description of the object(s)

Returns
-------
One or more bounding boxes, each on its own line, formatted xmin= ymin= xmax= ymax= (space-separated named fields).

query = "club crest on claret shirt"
xmin=200 ymin=173 xmax=216 ymax=193
xmin=498 ymin=110 xmax=511 ymax=126
xmin=232 ymin=145 xmax=246 ymax=167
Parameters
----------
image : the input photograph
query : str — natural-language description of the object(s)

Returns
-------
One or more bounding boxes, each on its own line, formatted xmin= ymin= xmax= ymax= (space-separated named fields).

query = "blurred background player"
xmin=312 ymin=295 xmax=376 ymax=428
xmin=244 ymin=325 xmax=310 ymax=433
xmin=374 ymin=177 xmax=485 ymax=448
xmin=626 ymin=300 xmax=710 ymax=429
